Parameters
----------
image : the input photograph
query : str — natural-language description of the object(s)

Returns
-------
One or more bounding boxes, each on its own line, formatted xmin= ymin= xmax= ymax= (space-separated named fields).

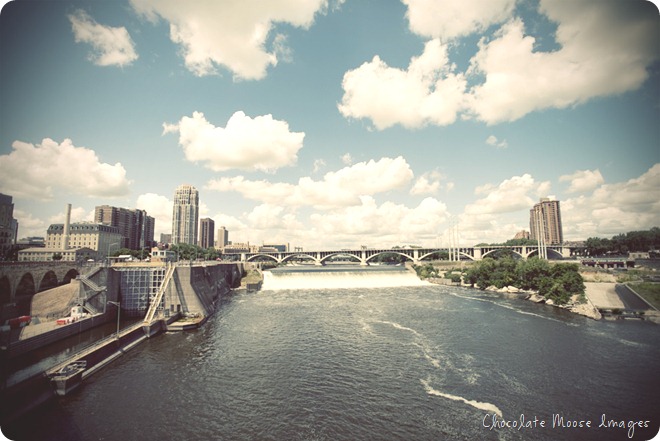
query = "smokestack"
xmin=62 ymin=203 xmax=71 ymax=250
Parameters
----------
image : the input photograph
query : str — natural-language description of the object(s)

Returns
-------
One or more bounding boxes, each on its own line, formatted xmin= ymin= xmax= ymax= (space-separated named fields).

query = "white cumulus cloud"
xmin=130 ymin=0 xmax=330 ymax=79
xmin=247 ymin=204 xmax=305 ymax=231
xmin=312 ymin=159 xmax=326 ymax=173
xmin=310 ymin=196 xmax=449 ymax=247
xmin=467 ymin=1 xmax=659 ymax=124
xmin=0 ymin=138 xmax=131 ymax=200
xmin=485 ymin=135 xmax=508 ymax=149
xmin=465 ymin=174 xmax=550 ymax=215
xmin=338 ymin=39 xmax=468 ymax=129
xmin=562 ymin=164 xmax=660 ymax=239
xmin=206 ymin=156 xmax=414 ymax=209
xmin=559 ymin=169 xmax=605 ymax=194
xmin=410 ymin=170 xmax=448 ymax=196
xmin=341 ymin=0 xmax=659 ymax=129
xmin=341 ymin=153 xmax=354 ymax=165
xmin=68 ymin=10 xmax=138 ymax=67
xmin=136 ymin=193 xmax=173 ymax=238
xmin=163 ymin=111 xmax=304 ymax=173
xmin=403 ymin=0 xmax=516 ymax=40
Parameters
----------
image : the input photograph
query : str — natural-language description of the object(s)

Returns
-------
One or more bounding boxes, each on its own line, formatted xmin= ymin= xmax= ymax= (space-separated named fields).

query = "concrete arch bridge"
xmin=228 ymin=245 xmax=575 ymax=266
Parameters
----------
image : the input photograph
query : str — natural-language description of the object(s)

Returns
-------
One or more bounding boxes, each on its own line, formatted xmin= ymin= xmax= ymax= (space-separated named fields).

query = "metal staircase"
xmin=78 ymin=274 xmax=105 ymax=293
xmin=143 ymin=263 xmax=176 ymax=325
xmin=76 ymin=267 xmax=107 ymax=315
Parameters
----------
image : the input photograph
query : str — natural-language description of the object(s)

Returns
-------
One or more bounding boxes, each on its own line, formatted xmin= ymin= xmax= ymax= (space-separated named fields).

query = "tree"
xmin=465 ymin=257 xmax=584 ymax=305
xmin=585 ymin=227 xmax=660 ymax=256
xmin=52 ymin=252 xmax=63 ymax=261
xmin=170 ymin=243 xmax=200 ymax=260
xmin=517 ymin=257 xmax=550 ymax=291
xmin=425 ymin=251 xmax=449 ymax=260
xmin=169 ymin=243 xmax=219 ymax=261
xmin=491 ymin=257 xmax=518 ymax=288
xmin=488 ymin=249 xmax=519 ymax=261
xmin=413 ymin=263 xmax=437 ymax=279
xmin=503 ymin=238 xmax=538 ymax=246
xmin=585 ymin=237 xmax=611 ymax=256
xmin=371 ymin=252 xmax=407 ymax=264
xmin=466 ymin=258 xmax=498 ymax=289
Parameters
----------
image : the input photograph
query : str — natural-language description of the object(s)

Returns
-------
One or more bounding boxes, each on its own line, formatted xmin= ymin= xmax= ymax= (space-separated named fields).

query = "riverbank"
xmin=424 ymin=259 xmax=660 ymax=322
xmin=426 ymin=278 xmax=604 ymax=320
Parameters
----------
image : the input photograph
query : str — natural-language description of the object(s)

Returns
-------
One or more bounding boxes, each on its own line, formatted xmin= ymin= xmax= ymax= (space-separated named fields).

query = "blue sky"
xmin=1 ymin=0 xmax=658 ymax=250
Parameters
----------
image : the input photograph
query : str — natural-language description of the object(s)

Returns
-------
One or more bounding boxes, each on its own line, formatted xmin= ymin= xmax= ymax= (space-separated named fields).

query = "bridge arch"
xmin=246 ymin=254 xmax=279 ymax=263
xmin=15 ymin=273 xmax=36 ymax=316
xmin=0 ymin=275 xmax=10 ymax=306
xmin=481 ymin=248 xmax=526 ymax=260
xmin=63 ymin=268 xmax=79 ymax=284
xmin=525 ymin=248 xmax=564 ymax=260
xmin=364 ymin=251 xmax=413 ymax=264
xmin=15 ymin=273 xmax=36 ymax=297
xmin=454 ymin=251 xmax=476 ymax=261
xmin=281 ymin=253 xmax=318 ymax=264
xmin=319 ymin=252 xmax=362 ymax=265
xmin=39 ymin=270 xmax=59 ymax=292
xmin=416 ymin=251 xmax=476 ymax=261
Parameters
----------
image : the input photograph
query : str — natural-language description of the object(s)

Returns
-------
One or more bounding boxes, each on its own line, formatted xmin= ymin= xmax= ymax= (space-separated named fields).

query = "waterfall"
xmin=261 ymin=265 xmax=429 ymax=290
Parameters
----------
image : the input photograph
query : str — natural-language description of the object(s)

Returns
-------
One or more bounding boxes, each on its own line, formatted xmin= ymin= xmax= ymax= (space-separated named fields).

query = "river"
xmin=3 ymin=266 xmax=659 ymax=440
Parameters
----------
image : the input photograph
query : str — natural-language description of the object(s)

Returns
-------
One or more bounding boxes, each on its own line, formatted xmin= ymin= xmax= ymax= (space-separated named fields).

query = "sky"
xmin=0 ymin=0 xmax=659 ymax=251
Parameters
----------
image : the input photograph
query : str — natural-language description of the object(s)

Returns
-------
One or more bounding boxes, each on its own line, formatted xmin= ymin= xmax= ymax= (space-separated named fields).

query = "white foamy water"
xmin=420 ymin=378 xmax=504 ymax=417
xmin=261 ymin=265 xmax=429 ymax=290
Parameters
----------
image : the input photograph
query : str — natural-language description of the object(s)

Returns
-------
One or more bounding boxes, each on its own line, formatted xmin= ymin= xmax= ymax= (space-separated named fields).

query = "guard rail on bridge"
xmin=224 ymin=245 xmax=577 ymax=265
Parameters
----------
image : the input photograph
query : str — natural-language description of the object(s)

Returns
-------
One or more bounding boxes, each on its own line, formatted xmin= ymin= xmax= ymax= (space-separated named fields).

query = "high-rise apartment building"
xmin=216 ymin=226 xmax=228 ymax=249
xmin=172 ymin=185 xmax=199 ymax=245
xmin=160 ymin=233 xmax=172 ymax=245
xmin=0 ymin=193 xmax=18 ymax=258
xmin=530 ymin=198 xmax=563 ymax=245
xmin=199 ymin=218 xmax=215 ymax=249
xmin=94 ymin=205 xmax=155 ymax=250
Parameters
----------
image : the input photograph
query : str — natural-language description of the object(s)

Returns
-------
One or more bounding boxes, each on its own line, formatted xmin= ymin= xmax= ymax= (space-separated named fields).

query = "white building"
xmin=18 ymin=247 xmax=96 ymax=262
xmin=47 ymin=223 xmax=123 ymax=257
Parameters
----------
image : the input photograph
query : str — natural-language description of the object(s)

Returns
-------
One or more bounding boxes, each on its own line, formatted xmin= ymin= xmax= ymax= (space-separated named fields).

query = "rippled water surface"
xmin=5 ymin=279 xmax=660 ymax=441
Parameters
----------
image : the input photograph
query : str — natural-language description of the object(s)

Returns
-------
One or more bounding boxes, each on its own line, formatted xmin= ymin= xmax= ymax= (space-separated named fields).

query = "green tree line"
xmin=585 ymin=227 xmax=659 ymax=256
xmin=110 ymin=244 xmax=222 ymax=261
xmin=465 ymin=257 xmax=585 ymax=305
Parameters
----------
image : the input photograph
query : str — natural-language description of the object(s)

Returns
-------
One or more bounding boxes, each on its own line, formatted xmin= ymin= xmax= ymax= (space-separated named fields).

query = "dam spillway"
xmin=261 ymin=265 xmax=429 ymax=290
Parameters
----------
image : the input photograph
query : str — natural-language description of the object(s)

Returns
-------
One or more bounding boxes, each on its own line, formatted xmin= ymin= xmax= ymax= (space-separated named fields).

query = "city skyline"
xmin=1 ymin=0 xmax=659 ymax=250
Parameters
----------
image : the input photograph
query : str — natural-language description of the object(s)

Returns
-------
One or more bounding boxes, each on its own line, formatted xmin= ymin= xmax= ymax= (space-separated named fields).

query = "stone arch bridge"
xmin=227 ymin=245 xmax=577 ymax=266
xmin=0 ymin=262 xmax=84 ymax=316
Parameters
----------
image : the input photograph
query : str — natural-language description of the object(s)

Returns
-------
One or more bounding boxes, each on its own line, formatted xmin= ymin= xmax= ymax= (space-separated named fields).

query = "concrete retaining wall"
xmin=1 ymin=321 xmax=148 ymax=426
xmin=0 ymin=262 xmax=244 ymax=425
xmin=5 ymin=313 xmax=113 ymax=359
xmin=167 ymin=263 xmax=243 ymax=318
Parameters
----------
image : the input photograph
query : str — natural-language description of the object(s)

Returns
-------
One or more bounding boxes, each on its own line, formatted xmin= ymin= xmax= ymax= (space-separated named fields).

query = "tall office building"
xmin=530 ymin=198 xmax=563 ymax=245
xmin=216 ymin=226 xmax=229 ymax=249
xmin=0 ymin=193 xmax=18 ymax=258
xmin=95 ymin=205 xmax=155 ymax=250
xmin=172 ymin=185 xmax=199 ymax=245
xmin=199 ymin=218 xmax=215 ymax=249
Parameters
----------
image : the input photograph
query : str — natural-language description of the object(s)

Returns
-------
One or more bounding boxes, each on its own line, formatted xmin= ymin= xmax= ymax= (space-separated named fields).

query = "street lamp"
xmin=107 ymin=301 xmax=121 ymax=339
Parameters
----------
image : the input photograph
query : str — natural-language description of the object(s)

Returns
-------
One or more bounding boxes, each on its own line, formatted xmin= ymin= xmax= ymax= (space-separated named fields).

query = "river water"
xmin=4 ymin=266 xmax=659 ymax=441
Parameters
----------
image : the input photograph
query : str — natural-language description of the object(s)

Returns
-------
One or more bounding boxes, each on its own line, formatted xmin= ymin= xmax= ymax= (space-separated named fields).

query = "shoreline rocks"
xmin=427 ymin=278 xmax=602 ymax=320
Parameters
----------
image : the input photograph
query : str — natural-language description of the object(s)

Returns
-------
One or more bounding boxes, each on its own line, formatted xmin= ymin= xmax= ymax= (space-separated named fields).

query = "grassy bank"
xmin=629 ymin=282 xmax=660 ymax=309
